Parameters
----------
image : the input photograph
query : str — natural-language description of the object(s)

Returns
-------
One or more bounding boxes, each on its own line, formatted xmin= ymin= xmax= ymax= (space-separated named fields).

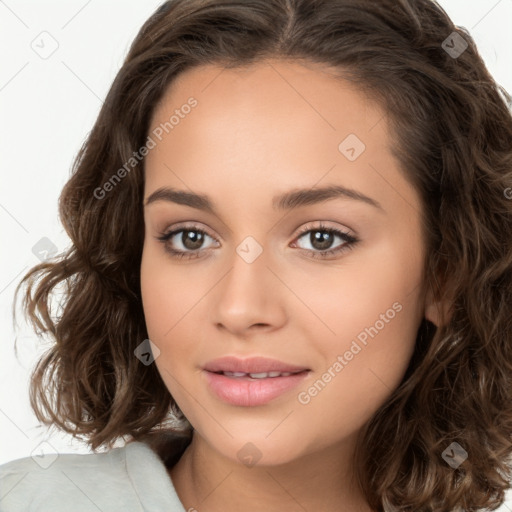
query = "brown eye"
xmin=179 ymin=230 xmax=206 ymax=250
xmin=292 ymin=224 xmax=358 ymax=259
xmin=307 ymin=230 xmax=336 ymax=251
xmin=156 ymin=227 xmax=218 ymax=259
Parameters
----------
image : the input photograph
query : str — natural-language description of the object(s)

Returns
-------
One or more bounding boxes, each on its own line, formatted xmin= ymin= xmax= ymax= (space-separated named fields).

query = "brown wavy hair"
xmin=13 ymin=0 xmax=512 ymax=510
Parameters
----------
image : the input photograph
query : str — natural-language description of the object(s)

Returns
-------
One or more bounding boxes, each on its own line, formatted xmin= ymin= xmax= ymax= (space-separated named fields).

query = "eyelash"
xmin=155 ymin=222 xmax=359 ymax=261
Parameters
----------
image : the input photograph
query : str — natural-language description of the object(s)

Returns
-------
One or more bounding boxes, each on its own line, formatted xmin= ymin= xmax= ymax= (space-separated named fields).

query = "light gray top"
xmin=0 ymin=441 xmax=187 ymax=511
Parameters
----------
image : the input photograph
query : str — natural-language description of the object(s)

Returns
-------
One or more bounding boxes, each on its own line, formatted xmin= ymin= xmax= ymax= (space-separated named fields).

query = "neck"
xmin=168 ymin=431 xmax=375 ymax=512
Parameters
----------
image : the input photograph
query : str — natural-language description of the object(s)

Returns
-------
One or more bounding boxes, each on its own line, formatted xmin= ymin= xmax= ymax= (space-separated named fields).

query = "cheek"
xmin=291 ymin=291 xmax=420 ymax=454
xmin=289 ymin=241 xmax=423 ymax=403
xmin=140 ymin=247 xmax=182 ymax=369
xmin=140 ymin=254 xmax=172 ymax=341
xmin=140 ymin=243 xmax=211 ymax=341
xmin=286 ymin=236 xmax=424 ymax=347
xmin=140 ymin=252 xmax=199 ymax=402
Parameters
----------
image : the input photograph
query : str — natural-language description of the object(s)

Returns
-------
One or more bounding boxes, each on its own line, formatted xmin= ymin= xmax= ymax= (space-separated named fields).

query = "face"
xmin=140 ymin=59 xmax=428 ymax=466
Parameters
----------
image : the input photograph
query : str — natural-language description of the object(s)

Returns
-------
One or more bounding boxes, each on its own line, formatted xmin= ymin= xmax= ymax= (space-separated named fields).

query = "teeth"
xmin=249 ymin=372 xmax=270 ymax=379
xmin=222 ymin=371 xmax=297 ymax=378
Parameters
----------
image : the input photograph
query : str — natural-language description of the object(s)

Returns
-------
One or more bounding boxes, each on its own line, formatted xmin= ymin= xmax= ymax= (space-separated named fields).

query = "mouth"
xmin=203 ymin=367 xmax=311 ymax=407
xmin=203 ymin=355 xmax=310 ymax=375
xmin=209 ymin=370 xmax=307 ymax=379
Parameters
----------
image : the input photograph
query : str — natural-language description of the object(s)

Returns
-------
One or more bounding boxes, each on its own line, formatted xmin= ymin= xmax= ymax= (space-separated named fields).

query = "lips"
xmin=203 ymin=355 xmax=309 ymax=374
xmin=202 ymin=356 xmax=311 ymax=406
xmin=204 ymin=371 xmax=310 ymax=406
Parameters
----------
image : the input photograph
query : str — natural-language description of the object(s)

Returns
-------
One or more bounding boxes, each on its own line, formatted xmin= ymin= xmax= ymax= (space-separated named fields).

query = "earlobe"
xmin=423 ymin=274 xmax=453 ymax=327
xmin=424 ymin=297 xmax=443 ymax=326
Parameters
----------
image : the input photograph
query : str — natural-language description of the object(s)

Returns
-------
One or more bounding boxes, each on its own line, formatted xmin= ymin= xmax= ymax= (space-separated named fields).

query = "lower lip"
xmin=203 ymin=370 xmax=310 ymax=407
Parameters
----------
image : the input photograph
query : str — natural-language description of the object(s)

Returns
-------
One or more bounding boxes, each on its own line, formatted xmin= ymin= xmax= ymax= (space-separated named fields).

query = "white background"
xmin=1 ymin=0 xmax=511 ymax=507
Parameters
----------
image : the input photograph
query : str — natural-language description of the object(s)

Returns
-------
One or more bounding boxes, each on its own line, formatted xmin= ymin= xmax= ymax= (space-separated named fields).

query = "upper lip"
xmin=203 ymin=356 xmax=310 ymax=374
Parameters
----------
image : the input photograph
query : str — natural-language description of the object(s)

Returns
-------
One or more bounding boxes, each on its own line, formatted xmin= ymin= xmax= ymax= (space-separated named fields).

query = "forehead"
xmin=143 ymin=58 xmax=420 ymax=225
xmin=149 ymin=58 xmax=385 ymax=138
xmin=145 ymin=59 xmax=391 ymax=172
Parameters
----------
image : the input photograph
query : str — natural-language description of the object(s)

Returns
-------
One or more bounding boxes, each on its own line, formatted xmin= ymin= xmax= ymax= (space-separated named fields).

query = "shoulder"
xmin=0 ymin=443 xmax=141 ymax=511
xmin=0 ymin=440 xmax=132 ymax=477
xmin=0 ymin=438 xmax=188 ymax=512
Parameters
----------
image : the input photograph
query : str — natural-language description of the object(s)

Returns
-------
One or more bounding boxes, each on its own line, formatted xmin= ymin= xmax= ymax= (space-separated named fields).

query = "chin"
xmin=199 ymin=429 xmax=310 ymax=468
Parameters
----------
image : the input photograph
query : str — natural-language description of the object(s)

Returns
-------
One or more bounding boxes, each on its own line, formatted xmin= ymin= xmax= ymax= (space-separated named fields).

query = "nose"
xmin=210 ymin=244 xmax=287 ymax=337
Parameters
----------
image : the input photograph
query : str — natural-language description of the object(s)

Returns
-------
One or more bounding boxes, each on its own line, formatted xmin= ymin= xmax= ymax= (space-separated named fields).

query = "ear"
xmin=424 ymin=273 xmax=453 ymax=327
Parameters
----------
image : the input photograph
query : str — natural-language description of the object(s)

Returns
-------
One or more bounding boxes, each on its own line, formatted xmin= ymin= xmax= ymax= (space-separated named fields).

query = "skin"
xmin=140 ymin=58 xmax=444 ymax=512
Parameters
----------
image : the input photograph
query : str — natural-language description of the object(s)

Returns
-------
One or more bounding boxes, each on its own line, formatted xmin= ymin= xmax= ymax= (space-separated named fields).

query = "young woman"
xmin=2 ymin=0 xmax=512 ymax=511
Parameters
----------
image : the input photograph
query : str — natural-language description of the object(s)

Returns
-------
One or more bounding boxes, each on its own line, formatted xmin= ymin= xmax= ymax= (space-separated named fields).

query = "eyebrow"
xmin=143 ymin=185 xmax=384 ymax=213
